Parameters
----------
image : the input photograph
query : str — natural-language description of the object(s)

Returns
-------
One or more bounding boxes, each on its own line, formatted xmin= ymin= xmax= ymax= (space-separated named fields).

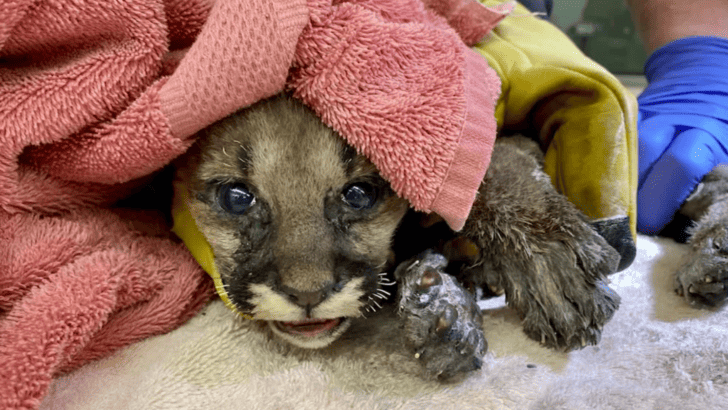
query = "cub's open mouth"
xmin=274 ymin=318 xmax=345 ymax=337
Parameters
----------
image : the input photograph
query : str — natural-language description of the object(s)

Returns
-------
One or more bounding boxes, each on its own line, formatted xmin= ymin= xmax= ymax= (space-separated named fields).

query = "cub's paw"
xmin=395 ymin=251 xmax=487 ymax=380
xmin=518 ymin=269 xmax=621 ymax=351
xmin=460 ymin=231 xmax=621 ymax=351
xmin=674 ymin=237 xmax=728 ymax=308
xmin=675 ymin=174 xmax=728 ymax=308
xmin=457 ymin=136 xmax=623 ymax=351
xmin=675 ymin=262 xmax=728 ymax=308
xmin=508 ymin=237 xmax=621 ymax=351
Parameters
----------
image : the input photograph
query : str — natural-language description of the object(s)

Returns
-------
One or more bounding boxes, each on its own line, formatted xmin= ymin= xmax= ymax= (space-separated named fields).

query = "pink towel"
xmin=0 ymin=0 xmax=506 ymax=408
xmin=1 ymin=1 xmax=308 ymax=408
xmin=291 ymin=0 xmax=507 ymax=230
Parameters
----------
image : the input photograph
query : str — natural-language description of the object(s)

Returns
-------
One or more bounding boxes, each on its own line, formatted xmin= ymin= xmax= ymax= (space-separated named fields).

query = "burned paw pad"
xmin=395 ymin=251 xmax=487 ymax=380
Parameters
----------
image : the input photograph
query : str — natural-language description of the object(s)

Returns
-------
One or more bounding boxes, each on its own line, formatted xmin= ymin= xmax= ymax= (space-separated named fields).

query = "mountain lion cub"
xmin=174 ymin=94 xmax=621 ymax=379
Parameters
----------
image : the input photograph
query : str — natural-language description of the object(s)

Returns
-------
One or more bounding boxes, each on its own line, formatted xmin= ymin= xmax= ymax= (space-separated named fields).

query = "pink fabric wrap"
xmin=291 ymin=0 xmax=507 ymax=230
xmin=0 ymin=0 xmax=506 ymax=408
xmin=1 ymin=1 xmax=308 ymax=408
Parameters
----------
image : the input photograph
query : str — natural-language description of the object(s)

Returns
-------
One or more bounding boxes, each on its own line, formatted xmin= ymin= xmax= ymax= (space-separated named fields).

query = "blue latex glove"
xmin=637 ymin=36 xmax=728 ymax=234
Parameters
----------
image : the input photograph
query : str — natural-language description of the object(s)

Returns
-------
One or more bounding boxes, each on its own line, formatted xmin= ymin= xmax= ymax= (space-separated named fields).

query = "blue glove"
xmin=637 ymin=36 xmax=728 ymax=234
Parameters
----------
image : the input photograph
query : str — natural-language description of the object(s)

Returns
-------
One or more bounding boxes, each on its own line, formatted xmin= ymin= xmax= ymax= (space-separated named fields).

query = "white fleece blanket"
xmin=41 ymin=235 xmax=728 ymax=410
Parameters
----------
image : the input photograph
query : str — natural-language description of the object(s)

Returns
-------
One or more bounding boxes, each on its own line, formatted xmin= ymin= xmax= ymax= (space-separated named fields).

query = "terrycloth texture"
xmin=0 ymin=210 xmax=213 ymax=410
xmin=473 ymin=0 xmax=639 ymax=238
xmin=1 ymin=0 xmax=507 ymax=407
xmin=0 ymin=0 xmax=309 ymax=408
xmin=40 ymin=234 xmax=728 ymax=410
xmin=289 ymin=0 xmax=509 ymax=230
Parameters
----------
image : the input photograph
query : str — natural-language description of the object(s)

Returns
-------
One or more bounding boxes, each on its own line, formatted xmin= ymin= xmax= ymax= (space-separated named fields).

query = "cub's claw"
xmin=395 ymin=251 xmax=487 ymax=380
xmin=519 ymin=277 xmax=620 ymax=351
xmin=675 ymin=165 xmax=728 ymax=308
xmin=675 ymin=258 xmax=728 ymax=308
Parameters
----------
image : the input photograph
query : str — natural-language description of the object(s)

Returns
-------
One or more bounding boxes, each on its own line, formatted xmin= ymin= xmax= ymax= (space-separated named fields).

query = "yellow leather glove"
xmin=473 ymin=0 xmax=639 ymax=270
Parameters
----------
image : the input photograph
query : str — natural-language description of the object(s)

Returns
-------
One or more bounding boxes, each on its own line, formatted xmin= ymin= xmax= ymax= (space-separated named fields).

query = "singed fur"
xmin=674 ymin=165 xmax=728 ymax=308
xmin=176 ymin=94 xmax=622 ymax=364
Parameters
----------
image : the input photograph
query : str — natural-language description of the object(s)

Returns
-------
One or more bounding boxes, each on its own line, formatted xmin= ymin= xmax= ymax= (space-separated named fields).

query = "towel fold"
xmin=290 ymin=0 xmax=507 ymax=230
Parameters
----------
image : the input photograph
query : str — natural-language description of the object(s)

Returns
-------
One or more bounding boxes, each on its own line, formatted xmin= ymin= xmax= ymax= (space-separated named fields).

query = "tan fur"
xmin=176 ymin=95 xmax=621 ymax=358
xmin=176 ymin=95 xmax=408 ymax=348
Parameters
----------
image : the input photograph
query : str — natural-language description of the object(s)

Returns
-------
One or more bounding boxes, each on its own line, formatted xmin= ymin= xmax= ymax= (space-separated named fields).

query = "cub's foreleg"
xmin=456 ymin=136 xmax=621 ymax=351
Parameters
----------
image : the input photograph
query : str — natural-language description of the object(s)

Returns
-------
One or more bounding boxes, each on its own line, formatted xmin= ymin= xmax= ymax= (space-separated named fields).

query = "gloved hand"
xmin=637 ymin=36 xmax=728 ymax=234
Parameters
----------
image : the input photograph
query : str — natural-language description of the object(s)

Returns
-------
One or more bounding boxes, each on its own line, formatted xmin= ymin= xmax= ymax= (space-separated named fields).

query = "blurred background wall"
xmin=549 ymin=0 xmax=648 ymax=75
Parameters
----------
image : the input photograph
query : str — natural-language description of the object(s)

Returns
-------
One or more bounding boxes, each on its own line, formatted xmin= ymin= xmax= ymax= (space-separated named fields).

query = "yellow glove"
xmin=473 ymin=0 xmax=639 ymax=270
xmin=172 ymin=180 xmax=253 ymax=319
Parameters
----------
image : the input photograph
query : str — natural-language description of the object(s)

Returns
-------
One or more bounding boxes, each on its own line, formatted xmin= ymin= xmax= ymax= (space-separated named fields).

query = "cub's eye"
xmin=342 ymin=183 xmax=377 ymax=210
xmin=218 ymin=183 xmax=255 ymax=215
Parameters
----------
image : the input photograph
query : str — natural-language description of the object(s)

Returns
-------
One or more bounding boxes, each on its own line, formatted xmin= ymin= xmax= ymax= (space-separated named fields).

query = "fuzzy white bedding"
xmin=42 ymin=234 xmax=728 ymax=410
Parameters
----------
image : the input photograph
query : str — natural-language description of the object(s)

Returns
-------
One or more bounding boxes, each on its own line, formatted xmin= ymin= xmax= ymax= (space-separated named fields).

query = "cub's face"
xmin=176 ymin=95 xmax=409 ymax=348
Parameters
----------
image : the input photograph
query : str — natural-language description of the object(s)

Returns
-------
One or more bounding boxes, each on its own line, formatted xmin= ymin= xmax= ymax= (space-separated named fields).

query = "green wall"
xmin=550 ymin=0 xmax=648 ymax=74
xmin=551 ymin=0 xmax=588 ymax=31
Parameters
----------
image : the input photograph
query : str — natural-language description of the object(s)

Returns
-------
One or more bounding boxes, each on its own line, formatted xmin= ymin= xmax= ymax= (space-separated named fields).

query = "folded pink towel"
xmin=291 ymin=0 xmax=507 ymax=230
xmin=0 ymin=0 xmax=506 ymax=408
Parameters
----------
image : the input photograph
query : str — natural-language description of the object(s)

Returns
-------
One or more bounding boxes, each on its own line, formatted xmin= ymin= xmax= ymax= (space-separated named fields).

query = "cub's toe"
xmin=396 ymin=251 xmax=487 ymax=380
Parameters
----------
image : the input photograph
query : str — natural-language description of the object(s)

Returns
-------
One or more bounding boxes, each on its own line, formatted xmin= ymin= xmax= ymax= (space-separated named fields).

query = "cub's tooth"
xmin=705 ymin=276 xmax=713 ymax=283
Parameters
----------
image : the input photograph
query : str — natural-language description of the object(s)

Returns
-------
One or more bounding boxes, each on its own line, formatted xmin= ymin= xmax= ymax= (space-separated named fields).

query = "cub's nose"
xmin=281 ymin=283 xmax=334 ymax=309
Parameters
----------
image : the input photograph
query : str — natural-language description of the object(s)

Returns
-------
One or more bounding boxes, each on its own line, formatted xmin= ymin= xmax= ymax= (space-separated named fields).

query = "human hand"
xmin=637 ymin=36 xmax=728 ymax=234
